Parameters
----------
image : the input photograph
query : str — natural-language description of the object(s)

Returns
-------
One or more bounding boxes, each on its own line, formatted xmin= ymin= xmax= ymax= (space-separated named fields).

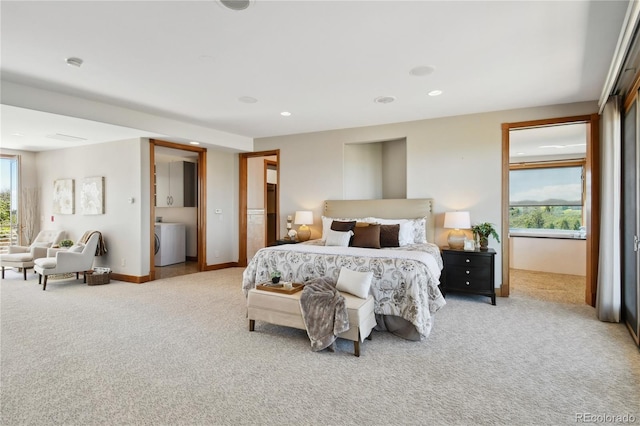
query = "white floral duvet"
xmin=242 ymin=240 xmax=446 ymax=340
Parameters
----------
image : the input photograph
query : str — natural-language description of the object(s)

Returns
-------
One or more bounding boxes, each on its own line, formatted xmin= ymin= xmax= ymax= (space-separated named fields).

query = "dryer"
xmin=154 ymin=223 xmax=186 ymax=266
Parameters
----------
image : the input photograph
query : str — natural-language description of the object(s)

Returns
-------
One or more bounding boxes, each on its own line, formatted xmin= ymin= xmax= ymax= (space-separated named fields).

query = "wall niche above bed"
xmin=344 ymin=138 xmax=406 ymax=200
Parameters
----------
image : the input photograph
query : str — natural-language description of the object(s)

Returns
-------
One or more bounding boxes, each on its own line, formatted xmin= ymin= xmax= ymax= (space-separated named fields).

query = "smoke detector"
xmin=219 ymin=0 xmax=252 ymax=11
xmin=374 ymin=96 xmax=396 ymax=104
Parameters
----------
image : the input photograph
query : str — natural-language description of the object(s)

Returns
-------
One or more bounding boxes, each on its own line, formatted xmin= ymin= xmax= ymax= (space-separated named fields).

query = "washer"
xmin=154 ymin=223 xmax=186 ymax=266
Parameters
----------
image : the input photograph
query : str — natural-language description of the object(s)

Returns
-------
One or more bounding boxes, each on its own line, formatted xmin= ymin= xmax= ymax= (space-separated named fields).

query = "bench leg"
xmin=249 ymin=319 xmax=255 ymax=331
xmin=354 ymin=340 xmax=360 ymax=357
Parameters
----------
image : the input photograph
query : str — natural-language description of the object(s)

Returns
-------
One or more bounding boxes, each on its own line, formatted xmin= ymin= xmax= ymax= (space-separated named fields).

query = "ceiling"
xmin=0 ymin=1 xmax=630 ymax=152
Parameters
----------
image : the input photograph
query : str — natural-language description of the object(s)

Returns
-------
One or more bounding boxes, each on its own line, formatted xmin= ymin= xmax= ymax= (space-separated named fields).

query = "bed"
xmin=242 ymin=199 xmax=446 ymax=341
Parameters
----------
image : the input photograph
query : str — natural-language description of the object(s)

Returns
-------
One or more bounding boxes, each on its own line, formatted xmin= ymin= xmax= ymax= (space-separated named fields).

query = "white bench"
xmin=247 ymin=287 xmax=376 ymax=357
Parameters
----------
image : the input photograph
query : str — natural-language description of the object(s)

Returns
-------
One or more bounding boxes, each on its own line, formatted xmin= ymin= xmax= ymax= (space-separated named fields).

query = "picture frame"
xmin=52 ymin=178 xmax=74 ymax=214
xmin=463 ymin=239 xmax=476 ymax=251
xmin=80 ymin=176 xmax=105 ymax=215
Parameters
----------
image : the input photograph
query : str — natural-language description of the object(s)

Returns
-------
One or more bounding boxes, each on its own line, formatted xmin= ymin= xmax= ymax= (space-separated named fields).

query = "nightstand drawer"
xmin=445 ymin=252 xmax=491 ymax=268
xmin=448 ymin=268 xmax=491 ymax=291
xmin=448 ymin=265 xmax=491 ymax=281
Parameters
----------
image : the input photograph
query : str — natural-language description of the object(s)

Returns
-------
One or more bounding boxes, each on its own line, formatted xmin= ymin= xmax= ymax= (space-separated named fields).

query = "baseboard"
xmin=110 ymin=263 xmax=239 ymax=283
xmin=110 ymin=273 xmax=151 ymax=283
xmin=203 ymin=262 xmax=239 ymax=271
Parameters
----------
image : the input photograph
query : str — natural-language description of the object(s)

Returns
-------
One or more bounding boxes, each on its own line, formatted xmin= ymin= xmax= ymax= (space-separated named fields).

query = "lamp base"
xmin=297 ymin=225 xmax=311 ymax=242
xmin=447 ymin=229 xmax=466 ymax=250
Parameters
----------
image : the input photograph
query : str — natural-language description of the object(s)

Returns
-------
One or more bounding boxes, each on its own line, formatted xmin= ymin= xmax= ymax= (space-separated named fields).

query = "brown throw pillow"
xmin=352 ymin=224 xmax=381 ymax=249
xmin=331 ymin=220 xmax=356 ymax=232
xmin=380 ymin=224 xmax=400 ymax=248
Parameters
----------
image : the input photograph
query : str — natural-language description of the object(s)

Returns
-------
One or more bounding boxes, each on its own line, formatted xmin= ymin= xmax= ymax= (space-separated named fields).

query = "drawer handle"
xmin=465 ymin=281 xmax=470 ymax=285
xmin=465 ymin=259 xmax=470 ymax=263
xmin=466 ymin=270 xmax=470 ymax=274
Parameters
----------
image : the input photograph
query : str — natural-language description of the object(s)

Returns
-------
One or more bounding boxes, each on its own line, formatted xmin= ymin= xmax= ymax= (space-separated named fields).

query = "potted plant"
xmin=270 ymin=270 xmax=282 ymax=284
xmin=471 ymin=222 xmax=500 ymax=250
xmin=59 ymin=239 xmax=74 ymax=248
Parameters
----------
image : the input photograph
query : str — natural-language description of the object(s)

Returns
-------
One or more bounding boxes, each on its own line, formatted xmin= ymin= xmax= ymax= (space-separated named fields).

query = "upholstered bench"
xmin=247 ymin=287 xmax=376 ymax=357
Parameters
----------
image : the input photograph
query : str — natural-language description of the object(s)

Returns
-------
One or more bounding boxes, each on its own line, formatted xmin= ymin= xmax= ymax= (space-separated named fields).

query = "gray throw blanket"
xmin=299 ymin=277 xmax=350 ymax=352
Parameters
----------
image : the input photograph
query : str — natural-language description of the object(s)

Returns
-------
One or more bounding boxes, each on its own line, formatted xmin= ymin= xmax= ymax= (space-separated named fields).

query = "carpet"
xmin=510 ymin=268 xmax=585 ymax=304
xmin=1 ymin=267 xmax=638 ymax=425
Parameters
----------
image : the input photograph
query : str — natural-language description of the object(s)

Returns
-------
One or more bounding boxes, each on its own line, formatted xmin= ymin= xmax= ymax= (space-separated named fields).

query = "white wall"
xmin=254 ymin=101 xmax=598 ymax=288
xmin=36 ymin=138 xmax=146 ymax=275
xmin=205 ymin=149 xmax=239 ymax=265
xmin=382 ymin=138 xmax=406 ymax=199
xmin=510 ymin=237 xmax=586 ymax=276
xmin=344 ymin=143 xmax=382 ymax=199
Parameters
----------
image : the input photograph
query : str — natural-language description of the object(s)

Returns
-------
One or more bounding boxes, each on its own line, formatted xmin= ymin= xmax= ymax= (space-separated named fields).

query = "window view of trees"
xmin=509 ymin=165 xmax=584 ymax=232
xmin=509 ymin=205 xmax=582 ymax=230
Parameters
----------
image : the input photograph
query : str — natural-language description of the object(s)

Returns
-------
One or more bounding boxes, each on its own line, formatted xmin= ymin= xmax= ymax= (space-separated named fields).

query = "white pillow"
xmin=325 ymin=229 xmax=353 ymax=247
xmin=68 ymin=243 xmax=85 ymax=253
xmin=373 ymin=217 xmax=428 ymax=245
xmin=336 ymin=267 xmax=373 ymax=299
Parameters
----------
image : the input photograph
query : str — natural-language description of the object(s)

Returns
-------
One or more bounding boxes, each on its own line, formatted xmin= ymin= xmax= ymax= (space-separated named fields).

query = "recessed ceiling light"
xmin=189 ymin=141 xmax=200 ymax=145
xmin=539 ymin=145 xmax=565 ymax=149
xmin=11 ymin=133 xmax=24 ymax=137
xmin=516 ymin=152 xmax=526 ymax=156
xmin=428 ymin=90 xmax=443 ymax=97
xmin=374 ymin=96 xmax=396 ymax=104
xmin=65 ymin=57 xmax=83 ymax=67
xmin=410 ymin=65 xmax=435 ymax=76
xmin=280 ymin=111 xmax=292 ymax=117
xmin=238 ymin=96 xmax=258 ymax=104
xmin=219 ymin=0 xmax=252 ymax=11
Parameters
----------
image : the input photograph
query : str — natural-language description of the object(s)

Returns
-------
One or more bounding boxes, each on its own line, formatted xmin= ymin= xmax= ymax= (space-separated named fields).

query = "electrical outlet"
xmin=121 ymin=258 xmax=126 ymax=267
xmin=214 ymin=250 xmax=220 ymax=258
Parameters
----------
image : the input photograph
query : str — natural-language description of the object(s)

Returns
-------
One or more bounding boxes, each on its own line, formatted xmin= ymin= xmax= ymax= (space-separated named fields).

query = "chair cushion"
xmin=34 ymin=257 xmax=57 ymax=269
xmin=1 ymin=252 xmax=34 ymax=262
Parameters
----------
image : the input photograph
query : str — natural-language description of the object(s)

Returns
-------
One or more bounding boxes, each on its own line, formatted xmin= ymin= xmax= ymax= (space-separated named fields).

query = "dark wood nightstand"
xmin=441 ymin=248 xmax=496 ymax=305
xmin=270 ymin=239 xmax=300 ymax=246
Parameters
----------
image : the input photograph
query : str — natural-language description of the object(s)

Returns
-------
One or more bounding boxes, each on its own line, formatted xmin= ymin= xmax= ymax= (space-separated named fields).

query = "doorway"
xmin=501 ymin=114 xmax=600 ymax=305
xmin=149 ymin=139 xmax=207 ymax=281
xmin=238 ymin=150 xmax=280 ymax=267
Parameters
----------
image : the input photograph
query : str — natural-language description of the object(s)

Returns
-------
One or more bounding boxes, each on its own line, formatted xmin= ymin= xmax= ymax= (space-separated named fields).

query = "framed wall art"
xmin=80 ymin=176 xmax=105 ymax=215
xmin=52 ymin=178 xmax=74 ymax=214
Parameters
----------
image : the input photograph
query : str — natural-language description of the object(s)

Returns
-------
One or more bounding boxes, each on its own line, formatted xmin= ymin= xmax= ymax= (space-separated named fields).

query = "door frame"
xmin=501 ymin=114 xmax=600 ymax=305
xmin=238 ymin=150 xmax=280 ymax=267
xmin=264 ymin=159 xmax=279 ymax=247
xmin=149 ymin=139 xmax=207 ymax=280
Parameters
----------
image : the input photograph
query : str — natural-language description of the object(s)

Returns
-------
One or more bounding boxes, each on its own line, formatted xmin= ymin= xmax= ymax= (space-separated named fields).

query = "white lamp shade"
xmin=294 ymin=210 xmax=313 ymax=225
xmin=444 ymin=211 xmax=471 ymax=229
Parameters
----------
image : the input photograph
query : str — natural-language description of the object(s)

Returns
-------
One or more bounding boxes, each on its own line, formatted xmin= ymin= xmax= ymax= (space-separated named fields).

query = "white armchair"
xmin=34 ymin=233 xmax=100 ymax=290
xmin=0 ymin=229 xmax=65 ymax=280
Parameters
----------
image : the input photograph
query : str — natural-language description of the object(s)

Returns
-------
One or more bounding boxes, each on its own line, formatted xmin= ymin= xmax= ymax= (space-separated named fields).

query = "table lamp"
xmin=294 ymin=210 xmax=313 ymax=242
xmin=444 ymin=211 xmax=470 ymax=250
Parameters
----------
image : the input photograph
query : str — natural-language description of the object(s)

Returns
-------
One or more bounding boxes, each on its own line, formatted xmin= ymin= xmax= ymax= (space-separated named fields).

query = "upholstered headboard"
xmin=323 ymin=198 xmax=435 ymax=243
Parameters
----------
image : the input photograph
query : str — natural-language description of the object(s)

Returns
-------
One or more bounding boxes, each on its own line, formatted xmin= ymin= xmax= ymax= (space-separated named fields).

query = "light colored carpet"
xmin=1 ymin=268 xmax=638 ymax=425
xmin=510 ymin=269 xmax=585 ymax=305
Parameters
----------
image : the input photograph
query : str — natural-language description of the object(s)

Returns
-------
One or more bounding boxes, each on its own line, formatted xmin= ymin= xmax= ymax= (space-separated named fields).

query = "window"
xmin=0 ymin=155 xmax=19 ymax=252
xmin=509 ymin=164 xmax=584 ymax=235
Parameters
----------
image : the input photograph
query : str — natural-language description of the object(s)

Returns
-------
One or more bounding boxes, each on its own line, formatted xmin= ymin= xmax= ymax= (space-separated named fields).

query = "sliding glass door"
xmin=622 ymin=98 xmax=640 ymax=347
xmin=0 ymin=155 xmax=19 ymax=252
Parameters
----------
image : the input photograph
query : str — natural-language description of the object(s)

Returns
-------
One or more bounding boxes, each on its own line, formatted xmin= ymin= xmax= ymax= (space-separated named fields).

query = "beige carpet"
xmin=1 ymin=267 xmax=638 ymax=425
xmin=510 ymin=269 xmax=586 ymax=305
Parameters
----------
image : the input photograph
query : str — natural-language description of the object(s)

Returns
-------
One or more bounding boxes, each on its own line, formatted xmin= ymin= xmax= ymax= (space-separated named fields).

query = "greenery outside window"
xmin=509 ymin=162 xmax=585 ymax=238
xmin=0 ymin=155 xmax=19 ymax=252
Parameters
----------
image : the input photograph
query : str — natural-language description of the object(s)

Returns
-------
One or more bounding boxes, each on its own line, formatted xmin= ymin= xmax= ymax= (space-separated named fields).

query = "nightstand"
xmin=271 ymin=239 xmax=300 ymax=246
xmin=441 ymin=248 xmax=496 ymax=305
